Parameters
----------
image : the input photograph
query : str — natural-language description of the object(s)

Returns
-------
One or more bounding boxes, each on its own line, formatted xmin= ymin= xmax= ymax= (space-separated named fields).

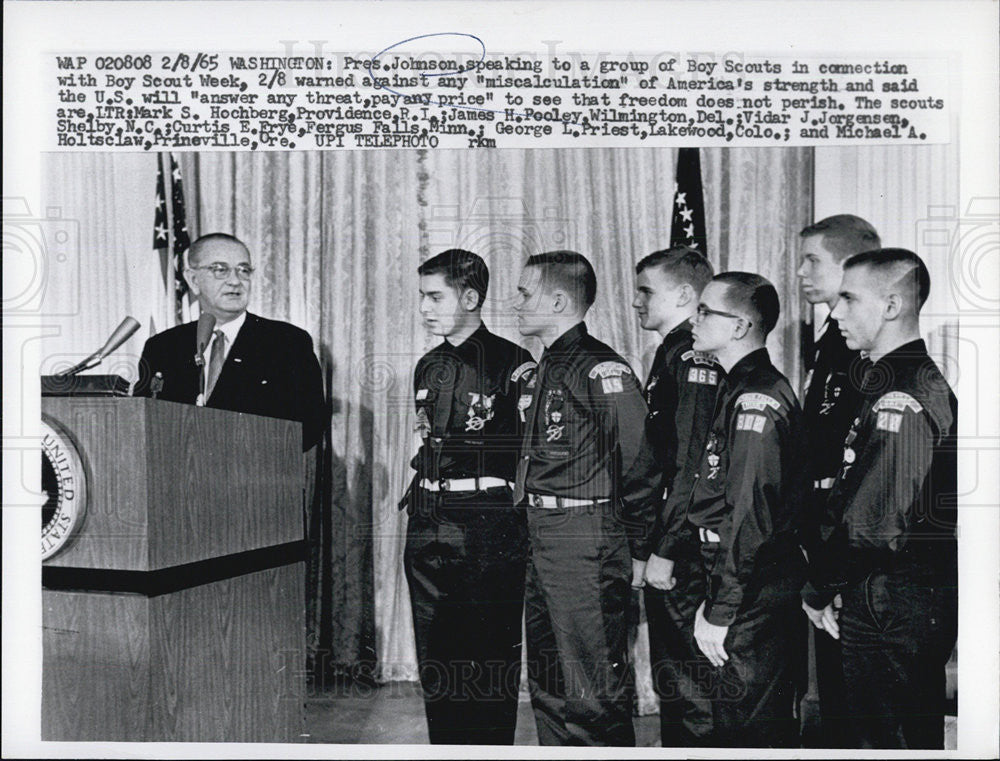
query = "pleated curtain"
xmin=42 ymin=147 xmax=814 ymax=691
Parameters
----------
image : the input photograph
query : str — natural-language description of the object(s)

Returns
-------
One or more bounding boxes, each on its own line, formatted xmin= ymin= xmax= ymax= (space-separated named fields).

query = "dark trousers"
xmin=524 ymin=502 xmax=636 ymax=746
xmin=840 ymin=564 xmax=957 ymax=749
xmin=801 ymin=489 xmax=851 ymax=747
xmin=813 ymin=616 xmax=851 ymax=746
xmin=697 ymin=545 xmax=804 ymax=748
xmin=403 ymin=487 xmax=528 ymax=745
xmin=644 ymin=539 xmax=714 ymax=746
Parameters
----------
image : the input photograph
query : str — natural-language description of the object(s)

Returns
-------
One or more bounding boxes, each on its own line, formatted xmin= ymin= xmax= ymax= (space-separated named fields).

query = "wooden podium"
xmin=41 ymin=397 xmax=306 ymax=742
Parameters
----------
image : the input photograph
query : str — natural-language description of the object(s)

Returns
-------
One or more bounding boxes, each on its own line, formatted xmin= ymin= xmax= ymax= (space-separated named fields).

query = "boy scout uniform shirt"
xmin=643 ymin=319 xmax=721 ymax=560
xmin=802 ymin=317 xmax=867 ymax=489
xmin=802 ymin=339 xmax=957 ymax=608
xmin=686 ymin=348 xmax=806 ymax=626
xmin=515 ymin=322 xmax=660 ymax=559
xmin=411 ymin=324 xmax=536 ymax=483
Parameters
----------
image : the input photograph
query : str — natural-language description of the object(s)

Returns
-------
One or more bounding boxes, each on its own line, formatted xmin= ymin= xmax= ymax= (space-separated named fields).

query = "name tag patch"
xmin=873 ymin=391 xmax=923 ymax=414
xmin=511 ymin=361 xmax=537 ymax=382
xmin=681 ymin=350 xmax=717 ymax=366
xmin=687 ymin=367 xmax=719 ymax=385
xmin=736 ymin=393 xmax=781 ymax=412
xmin=589 ymin=361 xmax=632 ymax=379
xmin=736 ymin=413 xmax=767 ymax=433
xmin=876 ymin=410 xmax=903 ymax=432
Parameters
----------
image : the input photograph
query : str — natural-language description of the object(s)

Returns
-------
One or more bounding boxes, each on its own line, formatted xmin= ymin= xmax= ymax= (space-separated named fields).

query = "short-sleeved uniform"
xmin=514 ymin=322 xmax=660 ymax=747
xmin=640 ymin=319 xmax=721 ymax=746
xmin=799 ymin=317 xmax=867 ymax=746
xmin=400 ymin=324 xmax=535 ymax=745
xmin=686 ymin=348 xmax=807 ymax=748
xmin=802 ymin=339 xmax=957 ymax=749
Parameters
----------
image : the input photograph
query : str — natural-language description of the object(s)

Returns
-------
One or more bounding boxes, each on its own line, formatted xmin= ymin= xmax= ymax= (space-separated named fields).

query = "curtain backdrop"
xmin=814 ymin=144 xmax=961 ymax=376
xmin=41 ymin=147 xmax=814 ymax=691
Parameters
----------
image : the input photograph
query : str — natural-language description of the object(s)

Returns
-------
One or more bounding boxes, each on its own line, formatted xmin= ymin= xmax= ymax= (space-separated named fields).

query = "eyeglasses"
xmin=189 ymin=263 xmax=255 ymax=281
xmin=696 ymin=303 xmax=752 ymax=328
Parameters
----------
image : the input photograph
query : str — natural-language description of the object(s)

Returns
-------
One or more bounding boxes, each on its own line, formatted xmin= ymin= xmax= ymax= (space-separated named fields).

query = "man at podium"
xmin=134 ymin=233 xmax=325 ymax=450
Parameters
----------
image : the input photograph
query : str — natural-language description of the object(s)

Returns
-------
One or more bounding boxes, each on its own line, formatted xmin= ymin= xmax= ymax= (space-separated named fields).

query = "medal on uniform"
xmin=706 ymin=433 xmax=721 ymax=479
xmin=518 ymin=394 xmax=533 ymax=422
xmin=645 ymin=373 xmax=659 ymax=405
xmin=415 ymin=407 xmax=431 ymax=439
xmin=544 ymin=389 xmax=565 ymax=442
xmin=465 ymin=392 xmax=496 ymax=432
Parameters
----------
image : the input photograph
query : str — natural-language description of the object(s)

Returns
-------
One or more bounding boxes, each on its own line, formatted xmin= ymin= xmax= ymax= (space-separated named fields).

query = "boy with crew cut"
xmin=513 ymin=250 xmax=660 ymax=746
xmin=631 ymin=246 xmax=720 ymax=746
xmin=796 ymin=214 xmax=881 ymax=746
xmin=802 ymin=249 xmax=957 ymax=749
xmin=685 ymin=272 xmax=807 ymax=747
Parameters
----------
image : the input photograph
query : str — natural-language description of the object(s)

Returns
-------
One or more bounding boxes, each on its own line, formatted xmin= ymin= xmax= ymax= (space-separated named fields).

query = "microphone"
xmin=58 ymin=316 xmax=141 ymax=377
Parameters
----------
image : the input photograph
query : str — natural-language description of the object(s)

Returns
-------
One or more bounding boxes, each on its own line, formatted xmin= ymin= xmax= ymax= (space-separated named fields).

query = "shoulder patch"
xmin=601 ymin=377 xmax=624 ymax=394
xmin=736 ymin=413 xmax=768 ymax=433
xmin=511 ymin=361 xmax=537 ymax=382
xmin=681 ymin=349 xmax=717 ymax=366
xmin=876 ymin=410 xmax=904 ymax=433
xmin=686 ymin=366 xmax=719 ymax=385
xmin=736 ymin=392 xmax=781 ymax=412
xmin=873 ymin=391 xmax=923 ymax=414
xmin=588 ymin=361 xmax=632 ymax=380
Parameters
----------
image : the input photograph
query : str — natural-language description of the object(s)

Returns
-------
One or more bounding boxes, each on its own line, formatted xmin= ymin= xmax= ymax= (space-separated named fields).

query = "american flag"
xmin=153 ymin=153 xmax=192 ymax=326
xmin=670 ymin=147 xmax=708 ymax=255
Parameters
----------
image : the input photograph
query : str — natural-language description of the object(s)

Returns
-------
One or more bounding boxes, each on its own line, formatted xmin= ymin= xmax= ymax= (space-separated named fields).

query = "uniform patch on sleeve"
xmin=416 ymin=388 xmax=428 ymax=400
xmin=736 ymin=392 xmax=781 ymax=412
xmin=511 ymin=361 xmax=537 ymax=382
xmin=602 ymin=377 xmax=624 ymax=393
xmin=681 ymin=350 xmax=717 ymax=366
xmin=873 ymin=391 xmax=923 ymax=414
xmin=736 ymin=413 xmax=767 ymax=433
xmin=876 ymin=410 xmax=904 ymax=432
xmin=687 ymin=367 xmax=719 ymax=385
xmin=588 ymin=361 xmax=632 ymax=380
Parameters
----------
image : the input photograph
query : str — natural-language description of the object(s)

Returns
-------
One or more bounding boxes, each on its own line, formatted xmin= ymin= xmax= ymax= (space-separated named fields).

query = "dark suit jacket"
xmin=135 ymin=312 xmax=325 ymax=450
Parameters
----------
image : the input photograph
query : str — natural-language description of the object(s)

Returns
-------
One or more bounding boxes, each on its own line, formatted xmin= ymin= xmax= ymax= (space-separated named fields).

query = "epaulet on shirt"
xmin=680 ymin=349 xmax=717 ymax=366
xmin=589 ymin=360 xmax=632 ymax=394
xmin=511 ymin=361 xmax=537 ymax=382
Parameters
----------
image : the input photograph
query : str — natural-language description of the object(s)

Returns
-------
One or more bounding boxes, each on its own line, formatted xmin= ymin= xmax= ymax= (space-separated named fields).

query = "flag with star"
xmin=152 ymin=153 xmax=193 ymax=327
xmin=168 ymin=154 xmax=191 ymax=322
xmin=670 ymin=147 xmax=708 ymax=255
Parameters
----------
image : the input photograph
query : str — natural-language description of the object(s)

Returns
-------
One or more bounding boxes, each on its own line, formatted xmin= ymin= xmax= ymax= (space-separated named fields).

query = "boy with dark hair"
xmin=802 ymin=248 xmax=956 ymax=749
xmin=401 ymin=248 xmax=535 ymax=744
xmin=796 ymin=214 xmax=882 ymax=746
xmin=513 ymin=250 xmax=660 ymax=746
xmin=684 ymin=271 xmax=807 ymax=747
xmin=632 ymin=246 xmax=719 ymax=745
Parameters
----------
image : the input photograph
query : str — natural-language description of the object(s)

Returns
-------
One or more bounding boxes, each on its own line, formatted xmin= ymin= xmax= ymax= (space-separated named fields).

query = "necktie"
xmin=205 ymin=329 xmax=226 ymax=399
xmin=513 ymin=354 xmax=546 ymax=504
xmin=647 ymin=343 xmax=667 ymax=394
xmin=429 ymin=351 xmax=458 ymax=480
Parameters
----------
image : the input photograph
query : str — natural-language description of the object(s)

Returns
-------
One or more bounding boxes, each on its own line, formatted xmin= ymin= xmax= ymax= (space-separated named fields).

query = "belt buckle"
xmin=438 ymin=478 xmax=449 ymax=492
xmin=531 ymin=494 xmax=544 ymax=509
